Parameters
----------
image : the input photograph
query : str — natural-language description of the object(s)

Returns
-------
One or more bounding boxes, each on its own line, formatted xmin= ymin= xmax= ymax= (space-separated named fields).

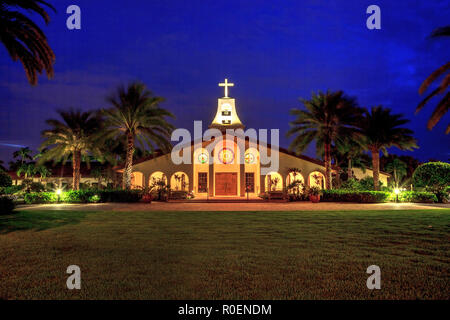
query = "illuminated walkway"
xmin=18 ymin=202 xmax=450 ymax=212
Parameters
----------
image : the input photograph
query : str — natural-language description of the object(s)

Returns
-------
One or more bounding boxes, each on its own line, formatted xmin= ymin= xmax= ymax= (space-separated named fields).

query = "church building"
xmin=126 ymin=79 xmax=389 ymax=198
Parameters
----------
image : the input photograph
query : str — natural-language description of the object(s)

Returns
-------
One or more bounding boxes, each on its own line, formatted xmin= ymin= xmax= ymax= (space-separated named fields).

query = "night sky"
xmin=0 ymin=0 xmax=449 ymax=164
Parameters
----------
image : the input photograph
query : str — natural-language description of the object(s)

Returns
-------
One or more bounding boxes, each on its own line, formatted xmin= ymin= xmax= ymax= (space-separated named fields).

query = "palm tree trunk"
xmin=124 ymin=133 xmax=135 ymax=190
xmin=347 ymin=157 xmax=352 ymax=179
xmin=393 ymin=169 xmax=398 ymax=189
xmin=370 ymin=147 xmax=380 ymax=191
xmin=72 ymin=150 xmax=81 ymax=190
xmin=324 ymin=141 xmax=332 ymax=190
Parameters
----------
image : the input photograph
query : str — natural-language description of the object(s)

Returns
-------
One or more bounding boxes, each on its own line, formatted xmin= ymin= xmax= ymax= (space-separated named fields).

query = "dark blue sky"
xmin=0 ymin=0 xmax=449 ymax=163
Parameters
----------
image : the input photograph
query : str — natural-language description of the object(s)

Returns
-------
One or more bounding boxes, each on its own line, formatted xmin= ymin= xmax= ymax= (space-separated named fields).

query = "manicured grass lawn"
xmin=0 ymin=209 xmax=449 ymax=299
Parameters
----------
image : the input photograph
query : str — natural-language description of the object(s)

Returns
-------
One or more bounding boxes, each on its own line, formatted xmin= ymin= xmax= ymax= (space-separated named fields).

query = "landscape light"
xmin=394 ymin=188 xmax=400 ymax=203
xmin=56 ymin=189 xmax=62 ymax=203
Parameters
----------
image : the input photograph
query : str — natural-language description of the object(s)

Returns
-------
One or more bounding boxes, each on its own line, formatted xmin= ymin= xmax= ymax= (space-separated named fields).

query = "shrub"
xmin=341 ymin=178 xmax=363 ymax=190
xmin=287 ymin=193 xmax=309 ymax=201
xmin=439 ymin=186 xmax=450 ymax=203
xmin=307 ymin=186 xmax=321 ymax=196
xmin=64 ymin=190 xmax=98 ymax=203
xmin=24 ymin=192 xmax=57 ymax=204
xmin=359 ymin=177 xmax=384 ymax=191
xmin=45 ymin=182 xmax=56 ymax=192
xmin=341 ymin=177 xmax=386 ymax=191
xmin=0 ymin=196 xmax=15 ymax=214
xmin=396 ymin=191 xmax=437 ymax=203
xmin=29 ymin=182 xmax=45 ymax=192
xmin=23 ymin=189 xmax=143 ymax=204
xmin=413 ymin=162 xmax=450 ymax=200
xmin=2 ymin=185 xmax=24 ymax=195
xmin=0 ymin=170 xmax=12 ymax=188
xmin=89 ymin=194 xmax=101 ymax=203
xmin=322 ymin=190 xmax=391 ymax=203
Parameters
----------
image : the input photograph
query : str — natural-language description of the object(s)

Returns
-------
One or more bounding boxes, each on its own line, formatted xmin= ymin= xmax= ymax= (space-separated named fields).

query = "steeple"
xmin=210 ymin=78 xmax=244 ymax=130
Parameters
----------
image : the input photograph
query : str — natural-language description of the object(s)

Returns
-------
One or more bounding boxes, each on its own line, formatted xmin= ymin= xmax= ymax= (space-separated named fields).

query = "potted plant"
xmin=308 ymin=186 xmax=321 ymax=203
xmin=141 ymin=186 xmax=153 ymax=203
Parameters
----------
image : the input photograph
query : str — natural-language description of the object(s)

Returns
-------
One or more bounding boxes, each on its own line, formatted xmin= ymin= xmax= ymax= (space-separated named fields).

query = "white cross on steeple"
xmin=218 ymin=78 xmax=234 ymax=98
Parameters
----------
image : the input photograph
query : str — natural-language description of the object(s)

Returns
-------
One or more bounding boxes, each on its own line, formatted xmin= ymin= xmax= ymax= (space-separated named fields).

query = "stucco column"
xmin=188 ymin=168 xmax=194 ymax=193
xmin=239 ymin=163 xmax=245 ymax=197
xmin=143 ymin=173 xmax=149 ymax=189
xmin=208 ymin=163 xmax=214 ymax=197
xmin=260 ymin=174 xmax=265 ymax=193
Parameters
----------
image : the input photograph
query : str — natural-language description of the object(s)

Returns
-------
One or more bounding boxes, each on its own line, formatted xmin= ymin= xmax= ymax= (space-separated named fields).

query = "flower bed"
xmin=321 ymin=190 xmax=438 ymax=203
xmin=321 ymin=190 xmax=391 ymax=203
xmin=23 ymin=189 xmax=142 ymax=204
xmin=395 ymin=191 xmax=437 ymax=203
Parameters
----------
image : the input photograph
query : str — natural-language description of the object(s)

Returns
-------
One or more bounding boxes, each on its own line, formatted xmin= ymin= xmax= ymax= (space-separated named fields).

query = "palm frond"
xmin=0 ymin=0 xmax=55 ymax=85
xmin=427 ymin=92 xmax=450 ymax=130
xmin=418 ymin=62 xmax=450 ymax=95
xmin=429 ymin=26 xmax=450 ymax=38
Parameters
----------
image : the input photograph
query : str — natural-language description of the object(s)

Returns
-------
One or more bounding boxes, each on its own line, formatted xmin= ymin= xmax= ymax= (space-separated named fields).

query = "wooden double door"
xmin=215 ymin=172 xmax=238 ymax=196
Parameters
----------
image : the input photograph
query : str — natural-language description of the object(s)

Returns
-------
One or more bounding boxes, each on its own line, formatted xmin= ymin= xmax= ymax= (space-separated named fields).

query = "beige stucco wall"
xmin=353 ymin=168 xmax=389 ymax=187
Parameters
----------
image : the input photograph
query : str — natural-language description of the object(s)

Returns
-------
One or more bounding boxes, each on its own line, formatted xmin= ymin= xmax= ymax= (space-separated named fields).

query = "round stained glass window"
xmin=198 ymin=152 xmax=208 ymax=164
xmin=219 ymin=148 xmax=234 ymax=164
xmin=245 ymin=153 xmax=255 ymax=164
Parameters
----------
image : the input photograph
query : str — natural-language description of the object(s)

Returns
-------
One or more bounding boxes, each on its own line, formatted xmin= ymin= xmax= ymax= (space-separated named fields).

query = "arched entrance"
xmin=265 ymin=172 xmax=283 ymax=191
xmin=309 ymin=171 xmax=325 ymax=189
xmin=149 ymin=171 xmax=167 ymax=187
xmin=286 ymin=171 xmax=305 ymax=194
xmin=170 ymin=172 xmax=189 ymax=191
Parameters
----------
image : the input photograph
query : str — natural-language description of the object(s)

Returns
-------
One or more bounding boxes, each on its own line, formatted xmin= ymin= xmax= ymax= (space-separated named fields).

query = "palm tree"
xmin=39 ymin=109 xmax=104 ymax=190
xmin=35 ymin=165 xmax=51 ymax=183
xmin=358 ymin=106 xmax=417 ymax=190
xmin=91 ymin=166 xmax=106 ymax=189
xmin=13 ymin=146 xmax=33 ymax=164
xmin=17 ymin=162 xmax=35 ymax=180
xmin=288 ymin=90 xmax=364 ymax=189
xmin=385 ymin=158 xmax=407 ymax=189
xmin=416 ymin=26 xmax=450 ymax=134
xmin=0 ymin=0 xmax=55 ymax=85
xmin=0 ymin=159 xmax=6 ymax=171
xmin=335 ymin=136 xmax=368 ymax=180
xmin=103 ymin=82 xmax=174 ymax=189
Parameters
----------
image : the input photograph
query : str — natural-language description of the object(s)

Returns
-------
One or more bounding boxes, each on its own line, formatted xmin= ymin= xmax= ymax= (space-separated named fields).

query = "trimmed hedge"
xmin=0 ymin=196 xmax=15 ymax=214
xmin=322 ymin=190 xmax=391 ymax=203
xmin=321 ymin=190 xmax=437 ymax=203
xmin=24 ymin=192 xmax=57 ymax=204
xmin=396 ymin=191 xmax=437 ymax=203
xmin=24 ymin=189 xmax=143 ymax=204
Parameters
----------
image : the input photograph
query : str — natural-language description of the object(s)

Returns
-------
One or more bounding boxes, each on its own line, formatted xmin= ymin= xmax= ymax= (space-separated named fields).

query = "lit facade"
xmin=128 ymin=79 xmax=389 ymax=197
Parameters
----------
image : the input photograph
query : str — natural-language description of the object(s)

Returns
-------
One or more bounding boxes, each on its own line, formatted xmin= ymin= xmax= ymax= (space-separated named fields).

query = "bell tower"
xmin=210 ymin=78 xmax=245 ymax=130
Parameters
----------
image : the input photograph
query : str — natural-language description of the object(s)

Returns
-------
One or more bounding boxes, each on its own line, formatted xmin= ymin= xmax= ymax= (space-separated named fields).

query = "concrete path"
xmin=17 ymin=202 xmax=450 ymax=212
